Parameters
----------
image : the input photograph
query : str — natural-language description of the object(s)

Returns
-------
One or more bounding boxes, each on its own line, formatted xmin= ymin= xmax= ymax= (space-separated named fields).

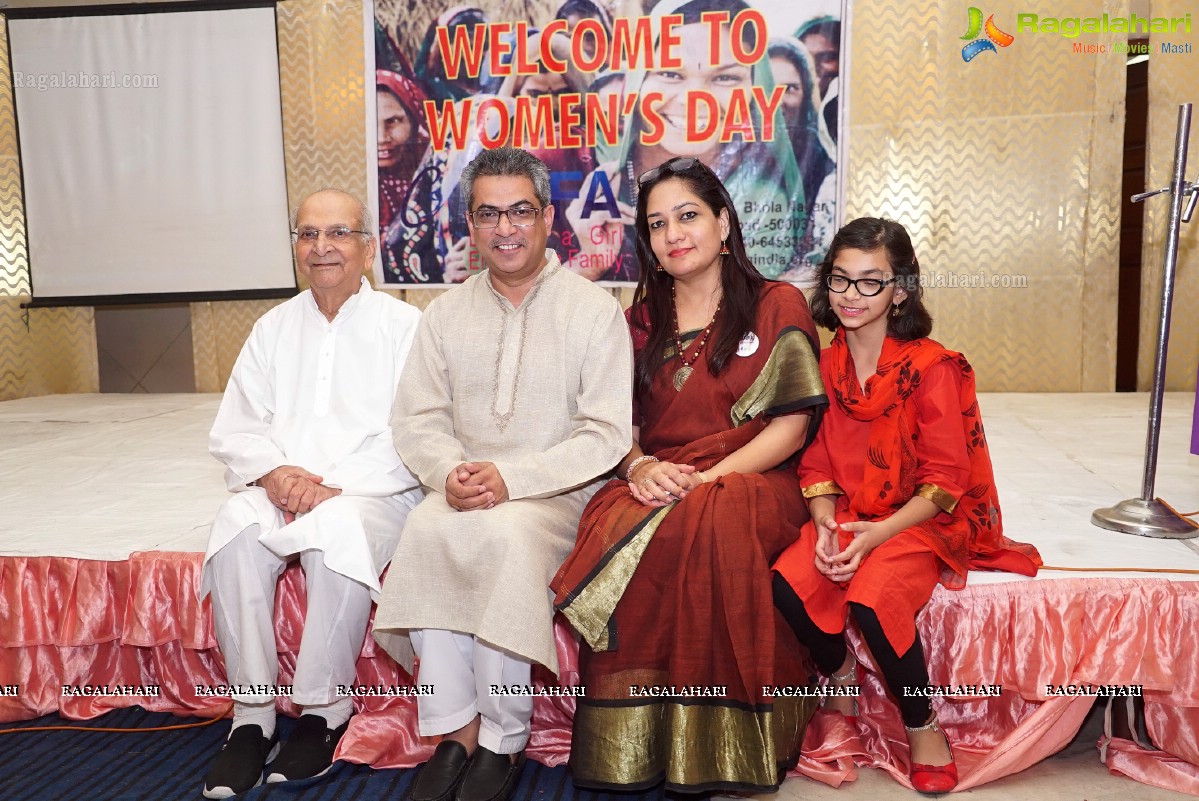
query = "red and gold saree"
xmin=551 ymin=282 xmax=828 ymax=792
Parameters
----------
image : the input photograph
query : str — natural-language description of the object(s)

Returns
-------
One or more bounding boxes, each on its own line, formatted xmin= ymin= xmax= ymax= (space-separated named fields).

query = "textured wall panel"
xmin=0 ymin=299 xmax=99 ymax=399
xmin=191 ymin=299 xmax=284 ymax=393
xmin=1139 ymin=0 xmax=1199 ymax=391
xmin=277 ymin=0 xmax=369 ymax=209
xmin=844 ymin=0 xmax=1125 ymax=391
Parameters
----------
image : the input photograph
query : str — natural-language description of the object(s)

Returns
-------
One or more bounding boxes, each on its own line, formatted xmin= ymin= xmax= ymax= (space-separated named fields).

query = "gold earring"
xmin=655 ymin=261 xmax=664 ymax=272
xmin=891 ymin=304 xmax=901 ymax=317
xmin=719 ymin=240 xmax=730 ymax=255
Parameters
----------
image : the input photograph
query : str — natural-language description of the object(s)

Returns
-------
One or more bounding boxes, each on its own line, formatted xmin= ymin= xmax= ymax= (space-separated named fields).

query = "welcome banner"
xmin=370 ymin=0 xmax=846 ymax=287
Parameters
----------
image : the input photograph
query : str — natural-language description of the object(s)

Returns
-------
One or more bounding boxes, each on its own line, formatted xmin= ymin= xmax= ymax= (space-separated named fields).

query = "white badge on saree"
xmin=737 ymin=332 xmax=759 ymax=357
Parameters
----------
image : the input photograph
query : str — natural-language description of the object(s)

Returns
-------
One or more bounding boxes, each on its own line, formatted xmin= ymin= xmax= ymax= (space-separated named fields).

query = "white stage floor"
xmin=1 ymin=392 xmax=1197 ymax=579
xmin=0 ymin=393 xmax=227 ymax=557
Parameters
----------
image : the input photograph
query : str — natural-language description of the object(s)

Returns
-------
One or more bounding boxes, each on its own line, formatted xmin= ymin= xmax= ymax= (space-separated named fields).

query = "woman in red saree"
xmin=550 ymin=158 xmax=828 ymax=793
xmin=771 ymin=217 xmax=1042 ymax=793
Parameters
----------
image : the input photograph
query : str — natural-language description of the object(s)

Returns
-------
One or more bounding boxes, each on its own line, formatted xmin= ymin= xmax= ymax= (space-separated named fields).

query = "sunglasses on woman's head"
xmin=637 ymin=157 xmax=700 ymax=186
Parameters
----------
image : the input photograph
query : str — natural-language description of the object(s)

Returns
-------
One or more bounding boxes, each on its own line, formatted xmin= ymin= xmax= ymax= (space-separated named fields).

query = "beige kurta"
xmin=373 ymin=252 xmax=633 ymax=674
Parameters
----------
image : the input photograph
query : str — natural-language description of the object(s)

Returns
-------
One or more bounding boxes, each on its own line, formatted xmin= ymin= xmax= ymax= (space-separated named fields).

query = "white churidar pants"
xmin=207 ymin=523 xmax=371 ymax=709
xmin=411 ymin=629 xmax=533 ymax=754
xmin=203 ymin=490 xmax=415 ymax=711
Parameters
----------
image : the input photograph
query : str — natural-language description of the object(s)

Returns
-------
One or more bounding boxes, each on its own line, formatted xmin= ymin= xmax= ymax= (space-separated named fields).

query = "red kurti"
xmin=773 ymin=332 xmax=1041 ymax=653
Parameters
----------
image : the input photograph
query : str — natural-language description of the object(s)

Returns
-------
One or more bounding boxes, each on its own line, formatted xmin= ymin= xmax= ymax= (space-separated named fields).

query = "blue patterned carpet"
xmin=0 ymin=707 xmax=662 ymax=801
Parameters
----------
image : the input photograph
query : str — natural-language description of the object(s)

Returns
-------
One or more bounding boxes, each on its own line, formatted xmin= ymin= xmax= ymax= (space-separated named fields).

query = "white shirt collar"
xmin=307 ymin=275 xmax=371 ymax=324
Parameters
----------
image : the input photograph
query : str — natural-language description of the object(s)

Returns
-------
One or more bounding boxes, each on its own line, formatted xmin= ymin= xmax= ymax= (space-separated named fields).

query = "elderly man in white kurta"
xmin=201 ymin=189 xmax=423 ymax=800
xmin=373 ymin=148 xmax=632 ymax=801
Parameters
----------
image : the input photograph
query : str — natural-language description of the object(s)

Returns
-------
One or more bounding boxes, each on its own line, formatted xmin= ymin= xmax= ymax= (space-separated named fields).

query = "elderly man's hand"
xmin=445 ymin=462 xmax=509 ymax=511
xmin=259 ymin=465 xmax=341 ymax=519
xmin=283 ymin=478 xmax=342 ymax=517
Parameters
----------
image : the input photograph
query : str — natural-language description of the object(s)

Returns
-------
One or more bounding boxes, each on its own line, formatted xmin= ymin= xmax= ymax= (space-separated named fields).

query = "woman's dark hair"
xmin=810 ymin=217 xmax=933 ymax=340
xmin=376 ymin=84 xmax=416 ymax=135
xmin=675 ymin=0 xmax=755 ymax=50
xmin=796 ymin=16 xmax=840 ymax=43
xmin=556 ymin=0 xmax=614 ymax=36
xmin=630 ymin=158 xmax=765 ymax=397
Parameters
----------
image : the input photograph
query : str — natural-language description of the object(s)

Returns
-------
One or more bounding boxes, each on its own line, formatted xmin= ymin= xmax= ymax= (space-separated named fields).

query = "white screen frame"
xmin=8 ymin=2 xmax=295 ymax=305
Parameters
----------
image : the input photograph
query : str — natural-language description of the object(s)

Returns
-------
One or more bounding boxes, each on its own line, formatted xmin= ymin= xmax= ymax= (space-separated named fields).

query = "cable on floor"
xmin=0 ymin=703 xmax=232 ymax=735
xmin=1040 ymin=565 xmax=1199 ymax=575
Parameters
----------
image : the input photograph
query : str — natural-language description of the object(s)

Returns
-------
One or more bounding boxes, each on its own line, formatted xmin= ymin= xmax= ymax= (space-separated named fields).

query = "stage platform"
xmin=1 ymin=392 xmax=1198 ymax=794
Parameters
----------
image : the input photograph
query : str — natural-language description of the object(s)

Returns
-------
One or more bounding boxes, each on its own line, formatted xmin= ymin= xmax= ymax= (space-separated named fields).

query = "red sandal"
xmin=906 ymin=713 xmax=958 ymax=794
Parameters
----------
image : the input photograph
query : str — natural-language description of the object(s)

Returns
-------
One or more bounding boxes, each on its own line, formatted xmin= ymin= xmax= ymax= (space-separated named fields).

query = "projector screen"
xmin=8 ymin=4 xmax=295 ymax=304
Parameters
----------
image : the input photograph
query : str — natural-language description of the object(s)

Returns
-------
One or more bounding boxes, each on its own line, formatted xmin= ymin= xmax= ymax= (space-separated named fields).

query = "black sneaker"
xmin=202 ymin=724 xmax=280 ymax=799
xmin=265 ymin=714 xmax=349 ymax=783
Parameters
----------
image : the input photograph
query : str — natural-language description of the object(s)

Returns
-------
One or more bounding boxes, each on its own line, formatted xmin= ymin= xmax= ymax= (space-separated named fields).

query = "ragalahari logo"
xmin=961 ymin=7 xmax=1015 ymax=61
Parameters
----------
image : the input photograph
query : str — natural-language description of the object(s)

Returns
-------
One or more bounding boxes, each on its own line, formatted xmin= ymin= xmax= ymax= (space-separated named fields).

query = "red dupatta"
xmin=825 ymin=331 xmax=1041 ymax=586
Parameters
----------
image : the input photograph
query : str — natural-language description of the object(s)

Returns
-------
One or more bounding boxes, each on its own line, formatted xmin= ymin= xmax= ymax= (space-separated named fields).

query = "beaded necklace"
xmin=671 ymin=283 xmax=721 ymax=391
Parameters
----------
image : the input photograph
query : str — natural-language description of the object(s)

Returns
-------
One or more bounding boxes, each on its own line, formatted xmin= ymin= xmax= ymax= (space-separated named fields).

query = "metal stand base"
xmin=1092 ymin=498 xmax=1198 ymax=539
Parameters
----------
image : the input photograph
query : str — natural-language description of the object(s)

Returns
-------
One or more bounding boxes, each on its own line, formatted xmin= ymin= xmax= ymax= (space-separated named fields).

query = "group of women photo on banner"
xmin=374 ymin=0 xmax=842 ymax=286
xmin=372 ymin=0 xmax=1043 ymax=796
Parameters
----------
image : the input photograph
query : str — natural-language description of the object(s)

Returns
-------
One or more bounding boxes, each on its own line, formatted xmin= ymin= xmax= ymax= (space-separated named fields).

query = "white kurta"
xmin=373 ymin=253 xmax=633 ymax=674
xmin=202 ymin=278 xmax=424 ymax=599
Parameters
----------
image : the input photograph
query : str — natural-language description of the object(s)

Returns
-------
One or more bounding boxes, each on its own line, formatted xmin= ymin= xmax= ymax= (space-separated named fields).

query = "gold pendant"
xmin=673 ymin=365 xmax=693 ymax=391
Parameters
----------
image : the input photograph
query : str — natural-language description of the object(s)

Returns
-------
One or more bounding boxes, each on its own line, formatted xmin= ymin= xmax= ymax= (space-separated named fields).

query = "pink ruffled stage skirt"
xmin=0 ymin=552 xmax=579 ymax=768
xmin=2 ymin=553 xmax=1198 ymax=794
xmin=793 ymin=577 xmax=1199 ymax=795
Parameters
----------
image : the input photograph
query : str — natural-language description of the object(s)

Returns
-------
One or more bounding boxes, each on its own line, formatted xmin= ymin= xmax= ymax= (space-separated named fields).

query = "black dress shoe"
xmin=410 ymin=740 xmax=471 ymax=801
xmin=456 ymin=747 xmax=526 ymax=801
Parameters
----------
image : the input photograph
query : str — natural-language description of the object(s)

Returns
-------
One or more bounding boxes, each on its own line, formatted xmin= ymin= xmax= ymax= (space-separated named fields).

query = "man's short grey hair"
xmin=289 ymin=188 xmax=375 ymax=238
xmin=459 ymin=147 xmax=552 ymax=211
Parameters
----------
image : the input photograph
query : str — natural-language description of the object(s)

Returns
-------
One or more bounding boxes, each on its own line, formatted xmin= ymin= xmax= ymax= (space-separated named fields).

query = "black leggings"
xmin=772 ymin=573 xmax=932 ymax=728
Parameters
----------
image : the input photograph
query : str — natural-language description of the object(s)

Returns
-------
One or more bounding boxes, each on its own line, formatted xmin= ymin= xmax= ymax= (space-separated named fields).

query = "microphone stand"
xmin=1092 ymin=103 xmax=1199 ymax=538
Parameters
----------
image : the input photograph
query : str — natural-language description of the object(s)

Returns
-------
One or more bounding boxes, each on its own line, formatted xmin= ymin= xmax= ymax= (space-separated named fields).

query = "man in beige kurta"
xmin=373 ymin=147 xmax=632 ymax=801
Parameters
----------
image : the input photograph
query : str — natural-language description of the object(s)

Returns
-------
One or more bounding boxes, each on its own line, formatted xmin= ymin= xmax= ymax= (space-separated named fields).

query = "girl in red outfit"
xmin=771 ymin=217 xmax=1041 ymax=794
